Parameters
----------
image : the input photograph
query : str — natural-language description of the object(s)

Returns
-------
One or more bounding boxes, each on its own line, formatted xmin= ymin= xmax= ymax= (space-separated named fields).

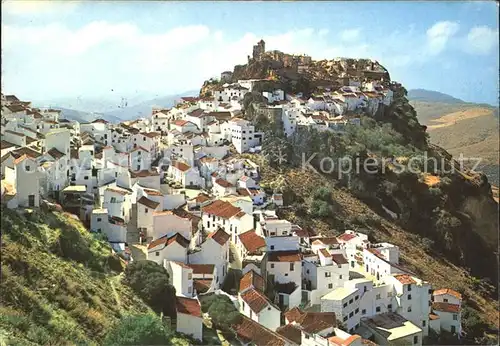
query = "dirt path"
xmin=108 ymin=274 xmax=123 ymax=312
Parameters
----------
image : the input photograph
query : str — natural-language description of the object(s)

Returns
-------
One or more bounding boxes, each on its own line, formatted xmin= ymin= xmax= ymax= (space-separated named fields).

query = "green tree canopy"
xmin=103 ymin=314 xmax=173 ymax=346
xmin=202 ymin=294 xmax=241 ymax=329
xmin=122 ymin=261 xmax=176 ymax=317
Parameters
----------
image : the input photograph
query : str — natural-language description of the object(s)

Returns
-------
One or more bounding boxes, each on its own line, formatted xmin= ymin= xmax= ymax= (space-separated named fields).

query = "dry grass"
xmin=426 ymin=107 xmax=493 ymax=129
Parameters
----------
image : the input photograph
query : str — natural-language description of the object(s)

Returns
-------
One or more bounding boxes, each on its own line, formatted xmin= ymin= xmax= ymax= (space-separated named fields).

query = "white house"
xmin=151 ymin=210 xmax=194 ymax=241
xmin=176 ymin=297 xmax=203 ymax=341
xmin=168 ymin=160 xmax=203 ymax=187
xmin=431 ymin=289 xmax=462 ymax=335
xmin=147 ymin=233 xmax=189 ymax=265
xmin=165 ymin=261 xmax=194 ymax=297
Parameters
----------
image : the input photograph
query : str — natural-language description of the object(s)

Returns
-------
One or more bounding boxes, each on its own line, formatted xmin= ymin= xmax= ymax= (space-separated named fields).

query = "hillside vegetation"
xmin=0 ymin=206 xmax=153 ymax=345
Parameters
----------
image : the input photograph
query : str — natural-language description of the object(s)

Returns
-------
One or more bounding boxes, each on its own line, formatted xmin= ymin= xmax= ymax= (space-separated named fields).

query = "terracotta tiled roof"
xmin=92 ymin=118 xmax=109 ymax=124
xmin=137 ymin=196 xmax=160 ymax=209
xmin=6 ymin=104 xmax=25 ymax=113
xmin=284 ymin=307 xmax=336 ymax=334
xmin=267 ymin=250 xmax=302 ymax=262
xmin=130 ymin=169 xmax=159 ymax=178
xmin=193 ymin=279 xmax=212 ymax=294
xmin=208 ymin=111 xmax=232 ymax=121
xmin=0 ymin=140 xmax=17 ymax=150
xmin=202 ymin=200 xmax=241 ymax=219
xmin=130 ymin=146 xmax=150 ymax=153
xmin=239 ymin=270 xmax=265 ymax=293
xmin=172 ymin=119 xmax=190 ymax=127
xmin=207 ymin=228 xmax=230 ymax=246
xmin=432 ymin=302 xmax=461 ymax=313
xmin=329 ymin=334 xmax=362 ymax=346
xmin=143 ymin=188 xmax=163 ymax=196
xmin=331 ymin=254 xmax=348 ymax=265
xmin=393 ymin=274 xmax=417 ymax=285
xmin=188 ymin=264 xmax=215 ymax=275
xmin=433 ymin=288 xmax=462 ymax=300
xmin=361 ymin=339 xmax=378 ymax=346
xmin=429 ymin=313 xmax=440 ymax=320
xmin=147 ymin=232 xmax=189 ymax=250
xmin=47 ymin=148 xmax=65 ymax=160
xmin=231 ymin=315 xmax=290 ymax=346
xmin=237 ymin=188 xmax=251 ymax=197
xmin=276 ymin=324 xmax=302 ymax=345
xmin=188 ymin=108 xmax=205 ymax=118
xmin=238 ymin=230 xmax=266 ymax=254
xmin=171 ymin=160 xmax=191 ymax=172
xmin=143 ymin=132 xmax=161 ymax=138
xmin=313 ymin=237 xmax=339 ymax=245
xmin=191 ymin=193 xmax=211 ymax=204
xmin=215 ymin=178 xmax=234 ymax=188
xmin=240 ymin=288 xmax=275 ymax=313
xmin=2 ymin=147 xmax=41 ymax=161
xmin=5 ymin=130 xmax=25 ymax=137
xmin=180 ymin=97 xmax=199 ymax=103
xmin=337 ymin=233 xmax=357 ymax=242
xmin=176 ymin=297 xmax=201 ymax=318
xmin=106 ymin=187 xmax=130 ymax=196
xmin=172 ymin=207 xmax=201 ymax=229
xmin=319 ymin=248 xmax=330 ymax=257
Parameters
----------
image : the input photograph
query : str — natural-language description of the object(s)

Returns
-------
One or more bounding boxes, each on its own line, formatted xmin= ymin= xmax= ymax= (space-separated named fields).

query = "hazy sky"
xmin=2 ymin=1 xmax=499 ymax=105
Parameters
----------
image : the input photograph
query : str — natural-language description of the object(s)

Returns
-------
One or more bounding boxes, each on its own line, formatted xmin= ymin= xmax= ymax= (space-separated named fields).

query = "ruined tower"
xmin=252 ymin=39 xmax=266 ymax=61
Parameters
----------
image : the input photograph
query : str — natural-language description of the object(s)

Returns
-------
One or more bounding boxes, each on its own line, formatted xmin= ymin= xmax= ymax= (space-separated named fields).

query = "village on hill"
xmin=1 ymin=40 xmax=463 ymax=346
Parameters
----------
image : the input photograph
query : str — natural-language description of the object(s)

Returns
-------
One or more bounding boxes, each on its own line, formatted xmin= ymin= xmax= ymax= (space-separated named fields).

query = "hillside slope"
xmin=0 ymin=206 xmax=152 ymax=345
xmin=411 ymin=96 xmax=499 ymax=185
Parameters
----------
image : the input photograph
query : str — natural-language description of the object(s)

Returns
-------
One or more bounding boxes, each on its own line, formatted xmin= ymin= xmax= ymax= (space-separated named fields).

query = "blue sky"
xmin=2 ymin=1 xmax=498 ymax=105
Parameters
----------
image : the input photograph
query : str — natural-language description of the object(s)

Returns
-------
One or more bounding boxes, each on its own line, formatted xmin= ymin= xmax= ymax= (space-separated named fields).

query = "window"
xmin=388 ymin=304 xmax=392 ymax=310
xmin=349 ymin=311 xmax=354 ymax=318
xmin=97 ymin=218 xmax=102 ymax=222
xmin=376 ymin=294 xmax=381 ymax=300
xmin=422 ymin=320 xmax=426 ymax=327
xmin=407 ymin=306 xmax=412 ymax=312
xmin=413 ymin=336 xmax=418 ymax=345
xmin=453 ymin=314 xmax=458 ymax=321
xmin=362 ymin=309 xmax=366 ymax=315
xmin=270 ymin=245 xmax=275 ymax=250
xmin=343 ymin=302 xmax=348 ymax=308
xmin=355 ymin=308 xmax=359 ymax=314
xmin=349 ymin=299 xmax=353 ymax=304
xmin=290 ymin=263 xmax=294 ymax=271
xmin=408 ymin=285 xmax=412 ymax=291
xmin=429 ymin=289 xmax=433 ymax=294
xmin=354 ymin=295 xmax=359 ymax=301
xmin=26 ymin=165 xmax=31 ymax=171
xmin=270 ymin=264 xmax=274 ymax=269
xmin=110 ymin=197 xmax=117 ymax=203
xmin=408 ymin=294 xmax=412 ymax=300
xmin=443 ymin=298 xmax=449 ymax=303
xmin=145 ymin=208 xmax=149 ymax=214
xmin=343 ymin=316 xmax=348 ymax=322
xmin=387 ymin=292 xmax=393 ymax=297
xmin=306 ymin=269 xmax=310 ymax=274
xmin=155 ymin=252 xmax=160 ymax=256
xmin=84 ymin=176 xmax=89 ymax=180
xmin=376 ymin=306 xmax=381 ymax=312
xmin=328 ymin=284 xmax=333 ymax=289
xmin=305 ymin=334 xmax=310 ymax=339
xmin=188 ymin=273 xmax=192 ymax=279
xmin=325 ymin=272 xmax=331 ymax=278
xmin=364 ymin=286 xmax=367 ymax=292
xmin=339 ymin=275 xmax=343 ymax=279
xmin=268 ymin=307 xmax=271 ymax=310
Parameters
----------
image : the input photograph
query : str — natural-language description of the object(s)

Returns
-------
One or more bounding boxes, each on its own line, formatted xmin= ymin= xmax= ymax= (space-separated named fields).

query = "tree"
xmin=123 ymin=261 xmax=176 ymax=317
xmin=205 ymin=295 xmax=241 ymax=329
xmin=103 ymin=314 xmax=173 ymax=346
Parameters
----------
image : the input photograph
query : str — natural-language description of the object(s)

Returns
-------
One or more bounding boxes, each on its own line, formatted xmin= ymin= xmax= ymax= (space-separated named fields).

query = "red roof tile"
xmin=176 ymin=297 xmax=201 ymax=317
xmin=267 ymin=250 xmax=302 ymax=262
xmin=331 ymin=254 xmax=348 ymax=265
xmin=239 ymin=270 xmax=265 ymax=293
xmin=276 ymin=324 xmax=302 ymax=345
xmin=319 ymin=248 xmax=330 ymax=257
xmin=231 ymin=315 xmax=290 ymax=346
xmin=188 ymin=108 xmax=205 ymax=118
xmin=393 ymin=274 xmax=417 ymax=285
xmin=432 ymin=302 xmax=461 ymax=313
xmin=240 ymin=288 xmax=275 ymax=313
xmin=238 ymin=230 xmax=266 ymax=254
xmin=193 ymin=279 xmax=212 ymax=293
xmin=207 ymin=228 xmax=230 ymax=246
xmin=433 ymin=289 xmax=462 ymax=300
xmin=137 ymin=196 xmax=160 ymax=209
xmin=171 ymin=160 xmax=191 ymax=172
xmin=215 ymin=178 xmax=234 ymax=188
xmin=337 ymin=233 xmax=357 ymax=242
xmin=188 ymin=264 xmax=215 ymax=275
xmin=284 ymin=307 xmax=336 ymax=334
xmin=147 ymin=233 xmax=189 ymax=250
xmin=202 ymin=200 xmax=241 ymax=219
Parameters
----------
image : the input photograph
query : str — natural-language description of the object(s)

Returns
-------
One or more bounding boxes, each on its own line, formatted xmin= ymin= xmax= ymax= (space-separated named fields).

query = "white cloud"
xmin=464 ymin=26 xmax=499 ymax=55
xmin=426 ymin=21 xmax=460 ymax=55
xmin=339 ymin=28 xmax=361 ymax=41
xmin=318 ymin=28 xmax=329 ymax=36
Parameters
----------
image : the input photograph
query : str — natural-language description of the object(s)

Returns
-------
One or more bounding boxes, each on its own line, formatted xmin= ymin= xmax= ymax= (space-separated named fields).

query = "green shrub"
xmin=103 ymin=314 xmax=173 ymax=346
xmin=206 ymin=295 xmax=241 ymax=330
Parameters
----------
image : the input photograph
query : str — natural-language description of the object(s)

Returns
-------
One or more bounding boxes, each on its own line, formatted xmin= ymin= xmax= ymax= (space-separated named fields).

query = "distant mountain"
xmin=407 ymin=89 xmax=466 ymax=104
xmin=50 ymin=107 xmax=123 ymax=124
xmin=100 ymin=90 xmax=199 ymax=121
xmin=410 ymin=89 xmax=499 ymax=185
